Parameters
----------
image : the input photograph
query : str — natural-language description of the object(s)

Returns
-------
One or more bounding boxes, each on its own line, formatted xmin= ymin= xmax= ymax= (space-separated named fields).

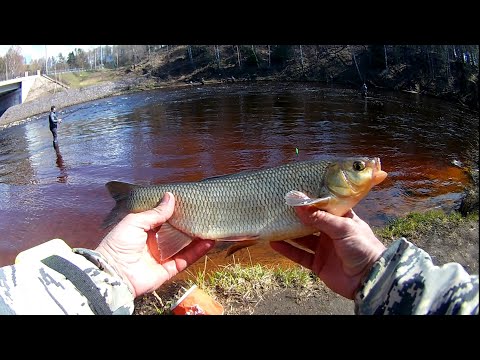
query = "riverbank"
xmin=0 ymin=71 xmax=152 ymax=129
xmin=0 ymin=69 xmax=239 ymax=130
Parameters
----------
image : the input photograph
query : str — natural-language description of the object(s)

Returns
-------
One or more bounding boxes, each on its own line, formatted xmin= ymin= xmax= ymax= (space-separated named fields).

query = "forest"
xmin=1 ymin=44 xmax=478 ymax=109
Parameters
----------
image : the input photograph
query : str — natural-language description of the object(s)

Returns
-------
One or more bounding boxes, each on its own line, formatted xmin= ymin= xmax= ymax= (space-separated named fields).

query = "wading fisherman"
xmin=49 ymin=105 xmax=62 ymax=147
xmin=361 ymin=83 xmax=368 ymax=98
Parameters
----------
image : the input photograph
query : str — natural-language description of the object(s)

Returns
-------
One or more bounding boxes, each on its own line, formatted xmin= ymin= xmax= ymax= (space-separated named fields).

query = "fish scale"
xmin=126 ymin=160 xmax=328 ymax=239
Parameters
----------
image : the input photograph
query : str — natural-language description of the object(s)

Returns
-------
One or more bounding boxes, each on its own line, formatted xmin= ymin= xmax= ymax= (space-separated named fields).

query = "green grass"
xmin=375 ymin=209 xmax=479 ymax=241
xmin=195 ymin=209 xmax=478 ymax=305
xmin=185 ymin=262 xmax=321 ymax=305
xmin=134 ymin=208 xmax=478 ymax=315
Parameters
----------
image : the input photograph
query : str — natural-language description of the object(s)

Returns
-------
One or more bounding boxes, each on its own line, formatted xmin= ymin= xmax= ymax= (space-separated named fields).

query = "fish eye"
xmin=353 ymin=161 xmax=366 ymax=171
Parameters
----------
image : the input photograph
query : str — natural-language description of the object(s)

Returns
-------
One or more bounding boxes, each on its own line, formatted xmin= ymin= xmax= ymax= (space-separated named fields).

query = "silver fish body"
xmin=104 ymin=157 xmax=387 ymax=260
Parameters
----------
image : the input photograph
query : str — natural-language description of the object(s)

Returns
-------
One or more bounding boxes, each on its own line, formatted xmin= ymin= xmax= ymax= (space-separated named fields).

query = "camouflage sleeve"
xmin=0 ymin=239 xmax=134 ymax=315
xmin=354 ymin=238 xmax=479 ymax=315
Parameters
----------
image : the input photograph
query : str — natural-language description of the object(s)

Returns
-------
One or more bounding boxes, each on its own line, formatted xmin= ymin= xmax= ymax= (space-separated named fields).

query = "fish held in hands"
xmin=103 ymin=157 xmax=387 ymax=261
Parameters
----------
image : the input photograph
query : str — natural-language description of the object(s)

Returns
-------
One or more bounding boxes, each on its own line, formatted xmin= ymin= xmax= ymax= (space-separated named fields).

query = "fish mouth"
xmin=372 ymin=157 xmax=388 ymax=185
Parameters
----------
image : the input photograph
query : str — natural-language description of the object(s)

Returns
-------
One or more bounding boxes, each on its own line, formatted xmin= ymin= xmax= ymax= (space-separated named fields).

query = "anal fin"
xmin=154 ymin=222 xmax=193 ymax=261
xmin=225 ymin=239 xmax=259 ymax=257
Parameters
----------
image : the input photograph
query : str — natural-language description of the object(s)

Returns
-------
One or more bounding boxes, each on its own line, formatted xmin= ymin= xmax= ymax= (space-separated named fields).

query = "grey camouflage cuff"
xmin=353 ymin=238 xmax=406 ymax=312
xmin=74 ymin=248 xmax=135 ymax=314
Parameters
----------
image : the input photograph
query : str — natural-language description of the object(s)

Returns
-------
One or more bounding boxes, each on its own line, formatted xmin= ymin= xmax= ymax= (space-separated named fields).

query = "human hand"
xmin=270 ymin=207 xmax=386 ymax=299
xmin=96 ymin=192 xmax=215 ymax=298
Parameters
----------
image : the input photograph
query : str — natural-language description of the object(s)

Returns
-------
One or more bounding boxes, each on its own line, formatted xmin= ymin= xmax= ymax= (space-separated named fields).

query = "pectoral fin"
xmin=225 ymin=239 xmax=259 ymax=257
xmin=153 ymin=222 xmax=193 ymax=261
xmin=285 ymin=190 xmax=331 ymax=207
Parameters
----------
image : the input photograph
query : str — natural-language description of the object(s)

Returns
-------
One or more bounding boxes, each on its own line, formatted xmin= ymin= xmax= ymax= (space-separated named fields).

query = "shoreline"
xmin=2 ymin=72 xmax=478 ymax=131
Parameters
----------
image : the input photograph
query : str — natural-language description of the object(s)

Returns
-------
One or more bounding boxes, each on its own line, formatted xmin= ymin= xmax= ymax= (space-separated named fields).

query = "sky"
xmin=0 ymin=45 xmax=95 ymax=63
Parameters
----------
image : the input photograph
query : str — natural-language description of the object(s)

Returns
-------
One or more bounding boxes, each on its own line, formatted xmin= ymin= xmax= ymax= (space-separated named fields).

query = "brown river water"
xmin=0 ymin=82 xmax=478 ymax=274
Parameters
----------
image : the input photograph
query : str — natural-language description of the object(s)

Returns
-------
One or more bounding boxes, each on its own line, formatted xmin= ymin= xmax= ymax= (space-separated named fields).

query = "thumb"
xmin=294 ymin=206 xmax=352 ymax=240
xmin=135 ymin=192 xmax=175 ymax=230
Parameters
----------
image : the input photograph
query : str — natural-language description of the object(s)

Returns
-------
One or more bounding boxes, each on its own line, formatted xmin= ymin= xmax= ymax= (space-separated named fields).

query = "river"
xmin=0 ymin=82 xmax=477 ymax=270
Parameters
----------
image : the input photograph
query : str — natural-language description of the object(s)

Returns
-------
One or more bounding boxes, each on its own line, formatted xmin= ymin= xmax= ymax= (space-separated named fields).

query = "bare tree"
xmin=214 ymin=45 xmax=221 ymax=68
xmin=268 ymin=45 xmax=271 ymax=67
xmin=6 ymin=45 xmax=25 ymax=78
xmin=187 ymin=45 xmax=194 ymax=66
xmin=235 ymin=45 xmax=241 ymax=67
xmin=384 ymin=45 xmax=388 ymax=71
xmin=251 ymin=45 xmax=259 ymax=67
xmin=25 ymin=58 xmax=42 ymax=75
xmin=0 ymin=56 xmax=6 ymax=80
xmin=299 ymin=45 xmax=304 ymax=71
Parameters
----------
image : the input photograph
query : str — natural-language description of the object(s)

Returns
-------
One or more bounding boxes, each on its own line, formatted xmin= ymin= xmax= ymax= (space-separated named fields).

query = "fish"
xmin=103 ymin=157 xmax=388 ymax=261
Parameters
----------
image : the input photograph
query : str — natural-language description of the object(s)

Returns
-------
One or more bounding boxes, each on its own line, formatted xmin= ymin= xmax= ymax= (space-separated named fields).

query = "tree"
xmin=75 ymin=48 xmax=89 ymax=69
xmin=235 ymin=45 xmax=241 ymax=67
xmin=0 ymin=56 xmax=6 ymax=80
xmin=214 ymin=45 xmax=221 ymax=68
xmin=67 ymin=51 xmax=76 ymax=68
xmin=251 ymin=45 xmax=260 ymax=67
xmin=5 ymin=45 xmax=25 ymax=78
xmin=187 ymin=45 xmax=194 ymax=66
xmin=299 ymin=45 xmax=304 ymax=71
xmin=270 ymin=45 xmax=293 ymax=67
xmin=268 ymin=45 xmax=271 ymax=67
xmin=26 ymin=59 xmax=43 ymax=74
xmin=57 ymin=53 xmax=66 ymax=71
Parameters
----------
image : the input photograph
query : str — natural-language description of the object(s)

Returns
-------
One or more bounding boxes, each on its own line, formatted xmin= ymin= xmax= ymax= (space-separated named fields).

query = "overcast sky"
xmin=0 ymin=45 xmax=95 ymax=63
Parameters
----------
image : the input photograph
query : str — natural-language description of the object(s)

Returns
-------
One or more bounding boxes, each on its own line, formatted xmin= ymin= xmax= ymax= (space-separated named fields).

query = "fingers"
xmin=343 ymin=208 xmax=355 ymax=219
xmin=270 ymin=240 xmax=314 ymax=270
xmin=134 ymin=192 xmax=175 ymax=230
xmin=290 ymin=234 xmax=320 ymax=252
xmin=164 ymin=240 xmax=216 ymax=276
xmin=294 ymin=206 xmax=355 ymax=239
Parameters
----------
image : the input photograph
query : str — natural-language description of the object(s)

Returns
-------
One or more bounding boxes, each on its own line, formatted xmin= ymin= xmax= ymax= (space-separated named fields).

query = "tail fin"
xmin=102 ymin=181 xmax=136 ymax=229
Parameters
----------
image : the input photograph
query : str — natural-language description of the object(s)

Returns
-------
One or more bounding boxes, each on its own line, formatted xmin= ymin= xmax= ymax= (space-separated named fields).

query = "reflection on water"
xmin=54 ymin=143 xmax=68 ymax=183
xmin=0 ymin=82 xmax=478 ymax=270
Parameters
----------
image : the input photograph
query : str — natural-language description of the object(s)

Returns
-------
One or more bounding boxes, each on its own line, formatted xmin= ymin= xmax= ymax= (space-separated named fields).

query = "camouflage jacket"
xmin=0 ymin=239 xmax=134 ymax=315
xmin=355 ymin=238 xmax=479 ymax=315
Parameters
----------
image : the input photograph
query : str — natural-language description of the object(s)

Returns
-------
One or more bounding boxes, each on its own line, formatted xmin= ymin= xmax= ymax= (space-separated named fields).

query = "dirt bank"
xmin=0 ymin=74 xmax=143 ymax=129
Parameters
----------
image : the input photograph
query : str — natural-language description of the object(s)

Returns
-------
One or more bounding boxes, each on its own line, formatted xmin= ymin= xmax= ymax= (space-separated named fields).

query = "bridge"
xmin=0 ymin=71 xmax=41 ymax=117
xmin=0 ymin=71 xmax=70 ymax=117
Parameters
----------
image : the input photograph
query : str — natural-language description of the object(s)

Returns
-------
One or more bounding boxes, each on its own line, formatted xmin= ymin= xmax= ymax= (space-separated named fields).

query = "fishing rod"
xmin=59 ymin=105 xmax=88 ymax=120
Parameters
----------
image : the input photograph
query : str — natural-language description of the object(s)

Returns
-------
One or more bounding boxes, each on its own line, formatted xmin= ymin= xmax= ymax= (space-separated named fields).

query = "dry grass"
xmin=133 ymin=255 xmax=323 ymax=315
xmin=57 ymin=69 xmax=122 ymax=88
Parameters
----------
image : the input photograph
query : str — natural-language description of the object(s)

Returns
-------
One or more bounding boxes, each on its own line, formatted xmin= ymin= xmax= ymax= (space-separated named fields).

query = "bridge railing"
xmin=0 ymin=71 xmax=31 ymax=82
